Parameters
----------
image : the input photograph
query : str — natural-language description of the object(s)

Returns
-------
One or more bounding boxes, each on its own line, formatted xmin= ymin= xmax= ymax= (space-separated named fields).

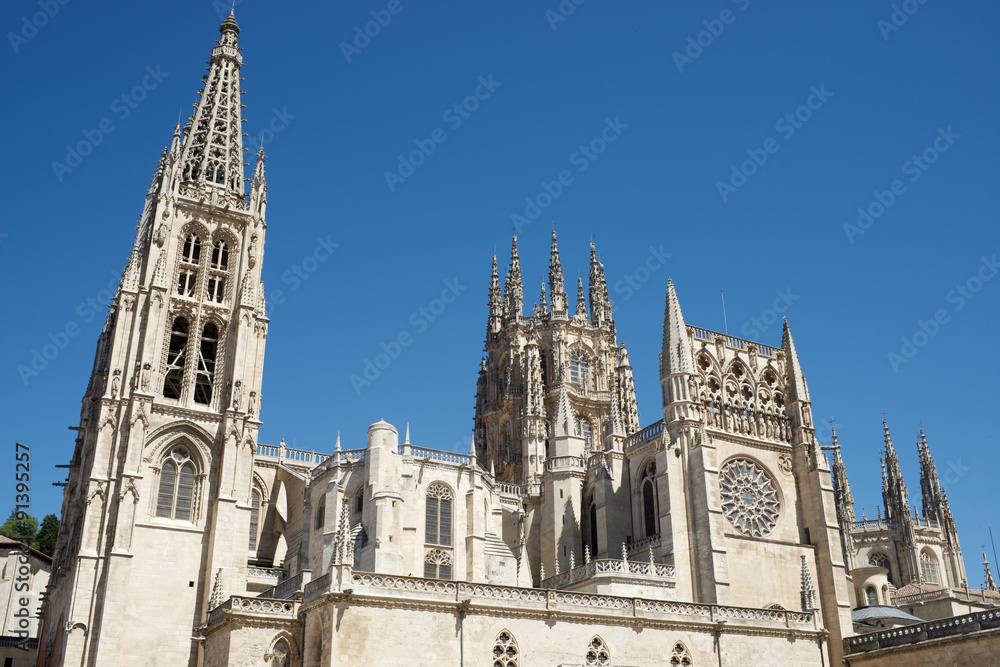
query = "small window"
xmin=315 ymin=493 xmax=326 ymax=530
xmin=355 ymin=490 xmax=364 ymax=514
xmin=156 ymin=447 xmax=196 ymax=521
xmin=585 ymin=636 xmax=610 ymax=666
xmin=570 ymin=352 xmax=589 ymax=388
xmin=866 ymin=586 xmax=878 ymax=606
xmin=206 ymin=276 xmax=225 ymax=303
xmin=177 ymin=270 xmax=198 ymax=297
xmin=492 ymin=630 xmax=518 ymax=667
xmin=920 ymin=551 xmax=939 ymax=584
xmin=423 ymin=548 xmax=452 ymax=579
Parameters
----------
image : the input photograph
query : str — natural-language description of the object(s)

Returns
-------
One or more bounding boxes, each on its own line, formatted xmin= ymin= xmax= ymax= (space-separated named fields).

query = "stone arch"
xmin=492 ymin=629 xmax=519 ymax=667
xmin=264 ymin=630 xmax=299 ymax=667
xmin=670 ymin=641 xmax=692 ymax=666
xmin=585 ymin=635 xmax=610 ymax=665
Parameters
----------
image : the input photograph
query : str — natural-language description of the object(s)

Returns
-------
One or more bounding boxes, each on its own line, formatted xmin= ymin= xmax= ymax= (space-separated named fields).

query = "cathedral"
xmin=32 ymin=12 xmax=999 ymax=667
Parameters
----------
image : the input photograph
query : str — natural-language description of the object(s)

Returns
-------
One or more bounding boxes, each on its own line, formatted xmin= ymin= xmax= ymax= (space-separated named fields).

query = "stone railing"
xmin=844 ymin=609 xmax=1000 ymax=655
xmin=321 ymin=571 xmax=817 ymax=633
xmin=256 ymin=444 xmax=329 ymax=467
xmin=689 ymin=326 xmax=778 ymax=357
xmin=338 ymin=448 xmax=366 ymax=462
xmin=302 ymin=573 xmax=332 ymax=604
xmin=544 ymin=456 xmax=585 ymax=472
xmin=892 ymin=586 xmax=1000 ymax=607
xmin=206 ymin=596 xmax=298 ymax=626
xmin=542 ymin=558 xmax=676 ymax=590
xmin=401 ymin=445 xmax=473 ymax=466
xmin=246 ymin=566 xmax=284 ymax=583
xmin=624 ymin=420 xmax=663 ymax=450
xmin=496 ymin=483 xmax=522 ymax=496
xmin=627 ymin=534 xmax=661 ymax=555
xmin=852 ymin=519 xmax=895 ymax=532
xmin=259 ymin=570 xmax=306 ymax=600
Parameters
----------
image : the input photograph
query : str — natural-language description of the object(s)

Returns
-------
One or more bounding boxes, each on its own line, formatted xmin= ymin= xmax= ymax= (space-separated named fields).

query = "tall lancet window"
xmin=206 ymin=241 xmax=229 ymax=303
xmin=163 ymin=317 xmax=189 ymax=399
xmin=570 ymin=352 xmax=589 ymax=389
xmin=178 ymin=235 xmax=201 ymax=297
xmin=641 ymin=461 xmax=657 ymax=538
xmin=248 ymin=488 xmax=262 ymax=551
xmin=194 ymin=323 xmax=219 ymax=404
xmin=920 ymin=551 xmax=939 ymax=584
xmin=424 ymin=483 xmax=454 ymax=579
xmin=156 ymin=446 xmax=196 ymax=521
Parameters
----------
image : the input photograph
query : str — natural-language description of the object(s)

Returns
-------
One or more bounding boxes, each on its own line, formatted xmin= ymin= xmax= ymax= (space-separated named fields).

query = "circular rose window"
xmin=719 ymin=458 xmax=780 ymax=537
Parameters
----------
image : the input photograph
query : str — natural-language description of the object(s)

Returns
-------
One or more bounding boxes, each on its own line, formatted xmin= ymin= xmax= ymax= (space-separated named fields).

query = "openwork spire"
xmin=503 ymin=236 xmax=523 ymax=323
xmin=881 ymin=419 xmax=910 ymax=523
xmin=984 ymin=552 xmax=997 ymax=591
xmin=575 ymin=277 xmax=588 ymax=318
xmin=548 ymin=229 xmax=567 ymax=314
xmin=488 ymin=253 xmax=503 ymax=336
xmin=829 ymin=428 xmax=856 ymax=526
xmin=588 ymin=241 xmax=610 ymax=324
xmin=179 ymin=10 xmax=246 ymax=193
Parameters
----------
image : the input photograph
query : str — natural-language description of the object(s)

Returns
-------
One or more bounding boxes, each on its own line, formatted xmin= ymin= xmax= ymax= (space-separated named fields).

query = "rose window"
xmin=719 ymin=459 xmax=780 ymax=537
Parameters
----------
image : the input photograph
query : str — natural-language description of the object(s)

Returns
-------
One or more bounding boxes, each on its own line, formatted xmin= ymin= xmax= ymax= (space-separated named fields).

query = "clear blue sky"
xmin=2 ymin=1 xmax=997 ymax=582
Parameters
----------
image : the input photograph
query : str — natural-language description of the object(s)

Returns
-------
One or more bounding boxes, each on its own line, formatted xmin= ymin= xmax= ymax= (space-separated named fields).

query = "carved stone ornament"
xmin=778 ymin=453 xmax=793 ymax=475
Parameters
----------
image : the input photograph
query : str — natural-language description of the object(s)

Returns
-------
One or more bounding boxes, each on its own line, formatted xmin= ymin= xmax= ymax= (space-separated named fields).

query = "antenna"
xmin=720 ymin=290 xmax=728 ymax=335
xmin=991 ymin=526 xmax=999 ymax=580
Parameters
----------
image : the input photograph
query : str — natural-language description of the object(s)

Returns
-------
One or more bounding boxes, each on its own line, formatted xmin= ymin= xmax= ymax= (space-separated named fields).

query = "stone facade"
xmin=0 ymin=537 xmax=50 ymax=666
xmin=36 ymin=11 xmax=994 ymax=667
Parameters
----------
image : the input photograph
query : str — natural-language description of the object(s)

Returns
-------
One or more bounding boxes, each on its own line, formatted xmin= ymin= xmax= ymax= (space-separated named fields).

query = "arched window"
xmin=355 ymin=489 xmax=364 ymax=515
xmin=539 ymin=353 xmax=548 ymax=386
xmin=156 ymin=447 xmax=196 ymax=521
xmin=210 ymin=241 xmax=229 ymax=270
xmin=865 ymin=586 xmax=878 ymax=606
xmin=642 ymin=462 xmax=657 ymax=538
xmin=585 ymin=636 xmax=610 ymax=665
xmin=268 ymin=638 xmax=290 ymax=667
xmin=249 ymin=489 xmax=262 ymax=551
xmin=163 ymin=317 xmax=189 ymax=399
xmin=425 ymin=483 xmax=453 ymax=547
xmin=178 ymin=235 xmax=200 ymax=297
xmin=576 ymin=416 xmax=593 ymax=449
xmin=492 ymin=630 xmax=518 ymax=667
xmin=869 ymin=551 xmax=892 ymax=583
xmin=570 ymin=352 xmax=589 ymax=389
xmin=669 ymin=642 xmax=692 ymax=666
xmin=194 ymin=323 xmax=218 ymax=404
xmin=314 ymin=493 xmax=325 ymax=530
xmin=425 ymin=483 xmax=454 ymax=579
xmin=920 ymin=551 xmax=939 ymax=584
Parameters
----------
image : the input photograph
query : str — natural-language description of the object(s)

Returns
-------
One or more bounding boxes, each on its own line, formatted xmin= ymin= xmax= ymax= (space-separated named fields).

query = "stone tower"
xmin=473 ymin=232 xmax=640 ymax=576
xmin=40 ymin=12 xmax=270 ymax=666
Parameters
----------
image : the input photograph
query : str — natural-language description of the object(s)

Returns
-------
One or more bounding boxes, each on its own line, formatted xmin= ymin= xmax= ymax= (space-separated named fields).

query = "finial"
xmin=404 ymin=422 xmax=410 ymax=445
xmin=335 ymin=432 xmax=341 ymax=451
xmin=469 ymin=435 xmax=476 ymax=457
xmin=584 ymin=545 xmax=591 ymax=564
xmin=569 ymin=550 xmax=576 ymax=571
xmin=539 ymin=562 xmax=545 ymax=583
xmin=621 ymin=542 xmax=628 ymax=564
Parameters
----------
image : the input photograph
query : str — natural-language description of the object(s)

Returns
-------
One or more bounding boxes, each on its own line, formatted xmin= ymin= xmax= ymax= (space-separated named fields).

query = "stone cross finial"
xmin=584 ymin=545 xmax=591 ymax=564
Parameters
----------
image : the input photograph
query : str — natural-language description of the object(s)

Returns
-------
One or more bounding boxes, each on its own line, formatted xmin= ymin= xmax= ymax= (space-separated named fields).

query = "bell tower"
xmin=41 ymin=12 xmax=271 ymax=666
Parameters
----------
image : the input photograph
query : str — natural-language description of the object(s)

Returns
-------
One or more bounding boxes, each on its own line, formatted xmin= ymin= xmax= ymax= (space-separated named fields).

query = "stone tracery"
xmin=720 ymin=458 xmax=781 ymax=538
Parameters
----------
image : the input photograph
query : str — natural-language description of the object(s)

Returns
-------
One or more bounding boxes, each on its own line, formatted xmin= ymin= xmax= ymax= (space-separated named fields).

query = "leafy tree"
xmin=0 ymin=508 xmax=38 ymax=545
xmin=36 ymin=514 xmax=60 ymax=557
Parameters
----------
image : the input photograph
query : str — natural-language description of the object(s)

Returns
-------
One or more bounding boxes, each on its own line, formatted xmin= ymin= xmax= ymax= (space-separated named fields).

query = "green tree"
xmin=0 ymin=508 xmax=39 ymax=546
xmin=36 ymin=514 xmax=60 ymax=556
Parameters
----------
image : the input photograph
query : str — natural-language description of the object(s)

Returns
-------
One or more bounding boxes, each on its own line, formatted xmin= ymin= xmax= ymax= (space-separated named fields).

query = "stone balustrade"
xmin=844 ymin=609 xmax=1000 ymax=654
xmin=206 ymin=596 xmax=298 ymax=626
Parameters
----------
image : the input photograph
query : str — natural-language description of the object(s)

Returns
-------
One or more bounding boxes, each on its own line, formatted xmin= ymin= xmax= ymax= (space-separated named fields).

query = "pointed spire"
xmin=615 ymin=342 xmax=641 ymax=435
xmin=503 ymin=236 xmax=523 ymax=323
xmin=661 ymin=279 xmax=694 ymax=376
xmin=488 ymin=253 xmax=503 ymax=336
xmin=548 ymin=229 xmax=567 ymax=314
xmin=780 ymin=318 xmax=811 ymax=403
xmin=588 ymin=241 xmax=610 ymax=324
xmin=469 ymin=435 xmax=476 ymax=457
xmin=178 ymin=10 xmax=246 ymax=193
xmin=404 ymin=422 xmax=410 ymax=445
xmin=335 ymin=432 xmax=341 ymax=451
xmin=539 ymin=282 xmax=548 ymax=315
xmin=829 ymin=428 xmax=856 ymax=527
xmin=554 ymin=384 xmax=575 ymax=438
xmin=984 ymin=552 xmax=997 ymax=591
xmin=575 ymin=277 xmax=587 ymax=318
xmin=881 ymin=419 xmax=910 ymax=523
xmin=170 ymin=122 xmax=182 ymax=154
xmin=917 ymin=427 xmax=946 ymax=523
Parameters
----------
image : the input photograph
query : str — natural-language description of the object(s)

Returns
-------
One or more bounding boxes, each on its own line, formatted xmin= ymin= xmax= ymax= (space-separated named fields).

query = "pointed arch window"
xmin=868 ymin=551 xmax=892 ymax=583
xmin=669 ymin=642 xmax=692 ymax=666
xmin=865 ymin=586 xmax=878 ymax=606
xmin=585 ymin=636 xmax=610 ymax=666
xmin=183 ymin=235 xmax=201 ymax=263
xmin=156 ymin=447 xmax=197 ymax=521
xmin=642 ymin=461 xmax=658 ymax=538
xmin=267 ymin=638 xmax=290 ymax=667
xmin=206 ymin=240 xmax=229 ymax=303
xmin=194 ymin=323 xmax=218 ymax=404
xmin=570 ymin=352 xmax=589 ymax=389
xmin=249 ymin=488 xmax=262 ymax=551
xmin=425 ymin=483 xmax=453 ymax=579
xmin=920 ymin=551 xmax=939 ymax=584
xmin=163 ymin=317 xmax=189 ymax=399
xmin=492 ymin=630 xmax=518 ymax=667
xmin=576 ymin=416 xmax=593 ymax=449
xmin=589 ymin=503 xmax=598 ymax=557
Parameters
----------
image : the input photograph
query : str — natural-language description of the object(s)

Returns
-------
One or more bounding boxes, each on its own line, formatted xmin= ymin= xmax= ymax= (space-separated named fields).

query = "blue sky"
xmin=2 ymin=1 xmax=997 ymax=581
